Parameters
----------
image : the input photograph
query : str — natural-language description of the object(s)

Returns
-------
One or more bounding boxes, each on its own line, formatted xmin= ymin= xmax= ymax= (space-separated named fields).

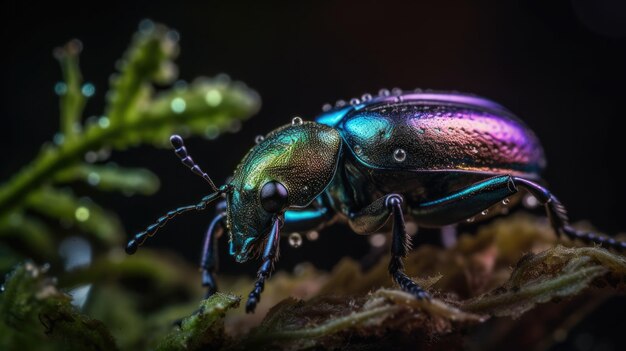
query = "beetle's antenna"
xmin=125 ymin=190 xmax=226 ymax=255
xmin=170 ymin=135 xmax=219 ymax=192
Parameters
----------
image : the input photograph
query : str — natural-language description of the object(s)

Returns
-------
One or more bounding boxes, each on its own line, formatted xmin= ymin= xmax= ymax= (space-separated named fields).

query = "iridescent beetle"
xmin=126 ymin=89 xmax=626 ymax=313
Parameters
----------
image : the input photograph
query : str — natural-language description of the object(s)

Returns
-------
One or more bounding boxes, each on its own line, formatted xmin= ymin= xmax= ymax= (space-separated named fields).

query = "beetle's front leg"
xmin=348 ymin=194 xmax=430 ymax=300
xmin=246 ymin=216 xmax=282 ymax=313
xmin=200 ymin=202 xmax=226 ymax=298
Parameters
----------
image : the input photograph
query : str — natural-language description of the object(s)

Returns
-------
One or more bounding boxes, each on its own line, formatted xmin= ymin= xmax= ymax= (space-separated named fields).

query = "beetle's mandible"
xmin=125 ymin=89 xmax=626 ymax=313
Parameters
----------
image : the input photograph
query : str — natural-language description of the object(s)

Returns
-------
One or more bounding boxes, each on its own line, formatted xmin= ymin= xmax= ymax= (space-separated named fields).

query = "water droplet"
xmin=204 ymin=125 xmax=219 ymax=140
xmin=87 ymin=172 xmax=101 ymax=186
xmin=255 ymin=135 xmax=265 ymax=144
xmin=170 ymin=97 xmax=186 ymax=113
xmin=353 ymin=145 xmax=363 ymax=154
xmin=84 ymin=151 xmax=98 ymax=163
xmin=74 ymin=207 xmax=90 ymax=222
xmin=322 ymin=103 xmax=332 ymax=111
xmin=205 ymin=89 xmax=222 ymax=106
xmin=54 ymin=82 xmax=67 ymax=95
xmin=306 ymin=231 xmax=319 ymax=241
xmin=139 ymin=19 xmax=155 ymax=34
xmin=81 ymin=83 xmax=95 ymax=97
xmin=414 ymin=88 xmax=423 ymax=93
xmin=166 ymin=30 xmax=180 ymax=42
xmin=98 ymin=116 xmax=110 ymax=129
xmin=173 ymin=80 xmax=187 ymax=90
xmin=405 ymin=221 xmax=418 ymax=236
xmin=378 ymin=88 xmax=390 ymax=97
xmin=53 ymin=133 xmax=65 ymax=145
xmin=291 ymin=116 xmax=303 ymax=125
xmin=481 ymin=209 xmax=489 ymax=216
xmin=335 ymin=100 xmax=346 ymax=107
xmin=361 ymin=93 xmax=372 ymax=101
xmin=0 ymin=285 xmax=4 ymax=293
xmin=349 ymin=98 xmax=360 ymax=105
xmin=466 ymin=217 xmax=475 ymax=223
xmin=228 ymin=120 xmax=242 ymax=133
xmin=288 ymin=232 xmax=303 ymax=248
xmin=502 ymin=198 xmax=510 ymax=205
xmin=369 ymin=233 xmax=386 ymax=247
xmin=393 ymin=148 xmax=407 ymax=162
xmin=391 ymin=87 xmax=403 ymax=95
xmin=523 ymin=194 xmax=539 ymax=208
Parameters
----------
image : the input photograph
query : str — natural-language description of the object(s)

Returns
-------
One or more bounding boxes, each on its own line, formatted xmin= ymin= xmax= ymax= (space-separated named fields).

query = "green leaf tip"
xmin=156 ymin=293 xmax=240 ymax=351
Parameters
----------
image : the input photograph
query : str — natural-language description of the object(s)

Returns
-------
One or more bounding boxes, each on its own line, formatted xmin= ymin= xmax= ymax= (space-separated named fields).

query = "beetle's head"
xmin=225 ymin=121 xmax=342 ymax=262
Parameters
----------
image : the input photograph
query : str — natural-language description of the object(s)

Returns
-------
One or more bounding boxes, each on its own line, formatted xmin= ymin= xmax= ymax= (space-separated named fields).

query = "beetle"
xmin=125 ymin=89 xmax=626 ymax=313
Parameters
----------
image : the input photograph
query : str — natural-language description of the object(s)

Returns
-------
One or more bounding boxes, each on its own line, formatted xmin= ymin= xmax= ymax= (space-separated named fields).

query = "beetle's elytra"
xmin=126 ymin=89 xmax=626 ymax=313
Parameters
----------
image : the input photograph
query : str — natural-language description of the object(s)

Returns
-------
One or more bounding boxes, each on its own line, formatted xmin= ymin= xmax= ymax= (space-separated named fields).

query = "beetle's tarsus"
xmin=513 ymin=177 xmax=626 ymax=251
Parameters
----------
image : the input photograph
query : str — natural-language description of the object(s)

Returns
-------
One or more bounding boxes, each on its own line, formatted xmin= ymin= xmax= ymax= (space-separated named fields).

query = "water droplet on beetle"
xmin=291 ymin=116 xmax=303 ymax=125
xmin=523 ymin=194 xmax=539 ymax=208
xmin=378 ymin=88 xmax=390 ymax=97
xmin=354 ymin=145 xmax=363 ymax=155
xmin=466 ymin=217 xmax=475 ymax=223
xmin=361 ymin=93 xmax=372 ymax=101
xmin=306 ymin=230 xmax=319 ymax=241
xmin=322 ymin=103 xmax=332 ymax=111
xmin=502 ymin=198 xmax=510 ymax=205
xmin=391 ymin=87 xmax=403 ymax=95
xmin=369 ymin=233 xmax=386 ymax=247
xmin=481 ymin=209 xmax=489 ymax=216
xmin=255 ymin=135 xmax=265 ymax=144
xmin=349 ymin=98 xmax=360 ymax=105
xmin=288 ymin=232 xmax=303 ymax=248
xmin=393 ymin=148 xmax=407 ymax=162
xmin=335 ymin=100 xmax=346 ymax=107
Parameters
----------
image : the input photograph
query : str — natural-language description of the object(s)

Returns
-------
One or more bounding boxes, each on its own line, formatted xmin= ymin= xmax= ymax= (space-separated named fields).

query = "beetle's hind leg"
xmin=513 ymin=177 xmax=626 ymax=250
xmin=348 ymin=194 xmax=430 ymax=300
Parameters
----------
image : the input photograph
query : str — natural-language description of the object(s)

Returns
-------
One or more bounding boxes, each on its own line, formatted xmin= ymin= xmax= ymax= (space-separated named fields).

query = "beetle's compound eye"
xmin=260 ymin=181 xmax=288 ymax=213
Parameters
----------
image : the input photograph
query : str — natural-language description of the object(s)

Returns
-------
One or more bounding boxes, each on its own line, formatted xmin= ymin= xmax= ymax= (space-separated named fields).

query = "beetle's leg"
xmin=513 ymin=177 xmax=626 ymax=251
xmin=200 ymin=205 xmax=226 ymax=298
xmin=412 ymin=175 xmax=517 ymax=226
xmin=245 ymin=216 xmax=282 ymax=313
xmin=347 ymin=194 xmax=429 ymax=299
xmin=125 ymin=191 xmax=223 ymax=254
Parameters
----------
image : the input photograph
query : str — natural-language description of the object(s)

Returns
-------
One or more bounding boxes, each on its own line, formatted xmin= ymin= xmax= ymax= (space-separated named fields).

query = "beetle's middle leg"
xmin=348 ymin=194 xmax=430 ymax=300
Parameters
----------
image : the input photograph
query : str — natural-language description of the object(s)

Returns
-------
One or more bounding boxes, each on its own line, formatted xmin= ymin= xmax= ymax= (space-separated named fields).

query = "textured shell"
xmin=317 ymin=92 xmax=546 ymax=176
xmin=230 ymin=121 xmax=342 ymax=208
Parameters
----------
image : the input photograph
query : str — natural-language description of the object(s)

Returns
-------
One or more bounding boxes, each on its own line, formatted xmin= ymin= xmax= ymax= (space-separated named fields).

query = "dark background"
xmin=1 ymin=0 xmax=626 ymax=347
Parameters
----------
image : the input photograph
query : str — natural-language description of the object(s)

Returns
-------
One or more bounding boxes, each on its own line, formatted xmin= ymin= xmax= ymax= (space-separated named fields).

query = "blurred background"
xmin=1 ymin=1 xmax=625 ymax=345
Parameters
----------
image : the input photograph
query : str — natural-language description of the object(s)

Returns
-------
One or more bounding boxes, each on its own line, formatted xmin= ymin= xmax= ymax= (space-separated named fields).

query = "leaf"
xmin=54 ymin=164 xmax=160 ymax=195
xmin=54 ymin=39 xmax=86 ymax=141
xmin=25 ymin=187 xmax=123 ymax=247
xmin=0 ymin=212 xmax=56 ymax=262
xmin=0 ymin=262 xmax=118 ymax=351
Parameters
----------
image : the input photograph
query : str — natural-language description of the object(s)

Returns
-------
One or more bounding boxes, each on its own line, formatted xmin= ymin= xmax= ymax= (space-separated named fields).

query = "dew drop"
xmin=306 ymin=230 xmax=319 ymax=241
xmin=139 ymin=19 xmax=155 ymax=34
xmin=466 ymin=217 xmax=475 ymax=223
xmin=205 ymin=89 xmax=222 ymax=106
xmin=84 ymin=151 xmax=98 ymax=163
xmin=170 ymin=97 xmax=186 ymax=113
xmin=98 ymin=116 xmax=110 ymax=129
xmin=391 ymin=87 xmax=403 ymax=95
xmin=378 ymin=88 xmax=390 ymax=97
xmin=87 ymin=172 xmax=101 ymax=186
xmin=481 ymin=209 xmax=489 ymax=216
xmin=322 ymin=103 xmax=332 ymax=111
xmin=335 ymin=100 xmax=346 ymax=107
xmin=291 ymin=116 xmax=303 ymax=125
xmin=523 ymin=194 xmax=539 ymax=208
xmin=81 ymin=83 xmax=95 ymax=97
xmin=502 ymin=198 xmax=510 ymax=205
xmin=353 ymin=145 xmax=363 ymax=155
xmin=204 ymin=125 xmax=219 ymax=140
xmin=254 ymin=135 xmax=265 ymax=144
xmin=349 ymin=98 xmax=360 ymax=105
xmin=74 ymin=207 xmax=90 ymax=222
xmin=393 ymin=148 xmax=407 ymax=162
xmin=53 ymin=133 xmax=65 ymax=145
xmin=369 ymin=233 xmax=386 ymax=247
xmin=54 ymin=82 xmax=68 ymax=95
xmin=361 ymin=93 xmax=372 ymax=101
xmin=288 ymin=232 xmax=303 ymax=248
